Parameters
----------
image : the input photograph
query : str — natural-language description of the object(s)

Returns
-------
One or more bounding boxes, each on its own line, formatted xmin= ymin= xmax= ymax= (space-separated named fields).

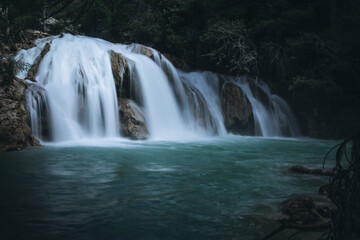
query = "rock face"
xmin=221 ymin=82 xmax=254 ymax=134
xmin=119 ymin=98 xmax=148 ymax=140
xmin=0 ymin=76 xmax=40 ymax=151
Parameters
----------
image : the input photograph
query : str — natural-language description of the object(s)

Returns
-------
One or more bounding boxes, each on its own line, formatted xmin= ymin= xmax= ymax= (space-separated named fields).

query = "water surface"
xmin=0 ymin=136 xmax=336 ymax=239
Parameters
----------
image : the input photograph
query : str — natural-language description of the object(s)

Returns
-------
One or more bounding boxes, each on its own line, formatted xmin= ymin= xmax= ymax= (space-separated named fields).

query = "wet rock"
xmin=0 ymin=76 xmax=40 ymax=151
xmin=289 ymin=165 xmax=332 ymax=176
xmin=221 ymin=82 xmax=254 ymax=135
xmin=26 ymin=42 xmax=51 ymax=81
xmin=109 ymin=50 xmax=143 ymax=107
xmin=127 ymin=43 xmax=157 ymax=60
xmin=119 ymin=98 xmax=148 ymax=140
xmin=109 ymin=50 xmax=133 ymax=99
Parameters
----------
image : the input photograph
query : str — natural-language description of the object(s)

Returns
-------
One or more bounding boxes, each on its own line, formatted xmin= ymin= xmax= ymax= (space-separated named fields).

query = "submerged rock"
xmin=221 ymin=82 xmax=254 ymax=134
xmin=119 ymin=98 xmax=148 ymax=140
xmin=26 ymin=42 xmax=51 ymax=82
xmin=289 ymin=165 xmax=332 ymax=176
xmin=0 ymin=76 xmax=39 ymax=151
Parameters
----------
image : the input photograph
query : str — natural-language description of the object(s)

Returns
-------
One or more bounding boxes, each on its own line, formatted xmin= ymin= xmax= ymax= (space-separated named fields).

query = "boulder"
xmin=26 ymin=42 xmax=51 ymax=81
xmin=119 ymin=98 xmax=148 ymax=140
xmin=0 ymin=76 xmax=40 ymax=151
xmin=221 ymin=82 xmax=254 ymax=134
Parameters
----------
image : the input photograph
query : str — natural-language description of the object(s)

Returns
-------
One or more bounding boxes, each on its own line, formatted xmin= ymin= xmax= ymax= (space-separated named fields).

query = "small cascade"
xmin=229 ymin=76 xmax=301 ymax=137
xmin=179 ymin=71 xmax=227 ymax=136
xmin=16 ymin=34 xmax=300 ymax=142
xmin=129 ymin=54 xmax=190 ymax=140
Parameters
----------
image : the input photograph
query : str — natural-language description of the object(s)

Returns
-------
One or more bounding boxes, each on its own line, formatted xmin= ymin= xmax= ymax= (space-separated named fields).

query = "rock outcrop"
xmin=221 ymin=82 xmax=254 ymax=134
xmin=0 ymin=76 xmax=39 ymax=151
xmin=119 ymin=98 xmax=148 ymax=140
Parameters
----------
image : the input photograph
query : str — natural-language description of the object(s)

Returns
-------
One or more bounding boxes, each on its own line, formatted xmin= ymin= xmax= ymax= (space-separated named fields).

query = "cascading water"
xmin=17 ymin=35 xmax=120 ymax=141
xmin=127 ymin=54 xmax=190 ymax=140
xmin=16 ymin=34 xmax=300 ymax=142
xmin=228 ymin=76 xmax=301 ymax=137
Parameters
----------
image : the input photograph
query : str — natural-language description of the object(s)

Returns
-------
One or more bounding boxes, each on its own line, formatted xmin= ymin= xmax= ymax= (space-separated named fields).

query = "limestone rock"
xmin=119 ymin=98 xmax=148 ymax=140
xmin=0 ymin=77 xmax=40 ymax=151
xmin=221 ymin=82 xmax=254 ymax=134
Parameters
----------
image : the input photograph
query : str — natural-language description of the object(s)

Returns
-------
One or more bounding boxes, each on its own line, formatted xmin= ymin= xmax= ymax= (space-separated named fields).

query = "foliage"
xmin=201 ymin=20 xmax=257 ymax=76
xmin=0 ymin=58 xmax=31 ymax=86
xmin=323 ymin=133 xmax=360 ymax=239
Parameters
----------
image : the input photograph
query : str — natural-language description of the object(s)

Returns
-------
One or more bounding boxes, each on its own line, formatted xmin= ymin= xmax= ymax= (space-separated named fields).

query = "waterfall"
xmin=16 ymin=34 xmax=300 ymax=142
xmin=228 ymin=76 xmax=301 ymax=137
xmin=128 ymin=54 xmax=190 ymax=140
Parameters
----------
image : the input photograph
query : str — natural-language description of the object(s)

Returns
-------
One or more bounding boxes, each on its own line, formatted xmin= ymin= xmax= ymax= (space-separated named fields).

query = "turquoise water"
xmin=0 ymin=136 xmax=336 ymax=239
